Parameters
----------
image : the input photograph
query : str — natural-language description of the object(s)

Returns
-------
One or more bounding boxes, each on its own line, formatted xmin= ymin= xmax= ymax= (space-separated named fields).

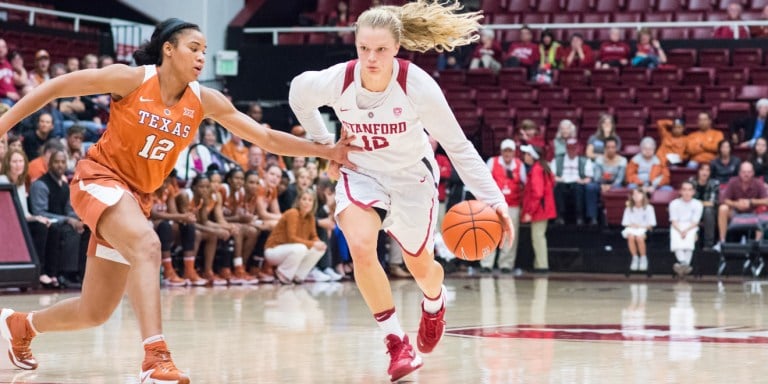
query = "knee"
xmin=718 ymin=204 xmax=730 ymax=217
xmin=126 ymin=230 xmax=162 ymax=264
xmin=80 ymin=305 xmax=113 ymax=327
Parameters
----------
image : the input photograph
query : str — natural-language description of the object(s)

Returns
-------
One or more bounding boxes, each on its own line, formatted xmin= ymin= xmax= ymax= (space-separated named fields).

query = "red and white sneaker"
xmin=416 ymin=300 xmax=446 ymax=354
xmin=140 ymin=340 xmax=190 ymax=384
xmin=385 ymin=334 xmax=422 ymax=382
xmin=0 ymin=309 xmax=38 ymax=370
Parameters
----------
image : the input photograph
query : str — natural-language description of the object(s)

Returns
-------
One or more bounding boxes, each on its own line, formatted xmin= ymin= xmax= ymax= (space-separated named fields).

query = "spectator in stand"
xmin=28 ymin=50 xmax=51 ymax=88
xmin=714 ymin=2 xmax=750 ymax=39
xmin=8 ymin=50 xmax=31 ymax=96
xmin=306 ymin=159 xmax=320 ymax=183
xmin=7 ymin=133 xmax=21 ymax=153
xmin=61 ymin=124 xmax=85 ymax=175
xmin=483 ymin=139 xmax=525 ymax=274
xmin=518 ymin=118 xmax=546 ymax=148
xmin=50 ymin=63 xmax=67 ymax=78
xmin=520 ymin=145 xmax=556 ymax=273
xmin=749 ymin=5 xmax=768 ymax=38
xmin=27 ymin=139 xmax=64 ymax=183
xmin=689 ymin=163 xmax=719 ymax=247
xmin=622 ymin=188 xmax=656 ymax=272
xmin=257 ymin=164 xmax=285 ymax=230
xmin=22 ymin=112 xmax=55 ymax=160
xmin=731 ymin=98 xmax=768 ymax=148
xmin=281 ymin=167 xmax=312 ymax=211
xmin=0 ymin=133 xmax=6 ymax=172
xmin=65 ymin=57 xmax=79 ymax=73
xmin=632 ymin=29 xmax=666 ymax=69
xmin=221 ymin=133 xmax=249 ymax=170
xmin=287 ymin=156 xmax=306 ymax=183
xmin=58 ymin=95 xmax=106 ymax=142
xmin=311 ymin=178 xmax=345 ymax=281
xmin=714 ymin=161 xmax=768 ymax=251
xmin=199 ymin=117 xmax=229 ymax=148
xmin=710 ymin=139 xmax=741 ymax=183
xmin=0 ymin=39 xmax=20 ymax=106
xmin=81 ymin=54 xmax=98 ymax=69
xmin=686 ymin=112 xmax=724 ymax=168
xmin=248 ymin=145 xmax=265 ymax=177
xmin=626 ymin=137 xmax=671 ymax=194
xmin=241 ymin=170 xmax=276 ymax=283
xmin=669 ymin=180 xmax=703 ymax=277
xmin=184 ymin=174 xmax=229 ymax=286
xmin=0 ymin=149 xmax=54 ymax=287
xmin=30 ymin=150 xmax=86 ymax=288
xmin=150 ymin=177 xmax=198 ymax=287
xmin=596 ymin=28 xmax=631 ymax=69
xmin=327 ymin=0 xmax=354 ymax=44
xmin=586 ymin=114 xmax=622 ymax=159
xmin=503 ymin=25 xmax=539 ymax=75
xmin=655 ymin=118 xmax=688 ymax=166
xmin=559 ymin=33 xmax=595 ymax=69
xmin=265 ymin=189 xmax=327 ymax=284
xmin=200 ymin=125 xmax=222 ymax=152
xmin=436 ymin=47 xmax=469 ymax=72
xmin=552 ymin=119 xmax=577 ymax=159
xmin=247 ymin=102 xmax=270 ymax=129
xmin=98 ymin=55 xmax=115 ymax=68
xmin=538 ymin=29 xmax=561 ymax=70
xmin=595 ymin=137 xmax=627 ymax=192
xmin=551 ymin=139 xmax=598 ymax=226
xmin=749 ymin=137 xmax=768 ymax=179
xmin=469 ymin=29 xmax=503 ymax=73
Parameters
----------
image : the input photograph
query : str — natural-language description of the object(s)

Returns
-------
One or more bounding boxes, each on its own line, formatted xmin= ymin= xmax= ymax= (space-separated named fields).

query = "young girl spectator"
xmin=632 ymin=29 xmax=667 ymax=69
xmin=749 ymin=137 xmax=768 ymax=179
xmin=586 ymin=114 xmax=622 ymax=159
xmin=264 ymin=190 xmax=327 ymax=284
xmin=669 ymin=181 xmax=703 ymax=277
xmin=596 ymin=28 xmax=630 ymax=68
xmin=710 ymin=139 xmax=741 ymax=183
xmin=520 ymin=145 xmax=556 ymax=273
xmin=655 ymin=118 xmax=688 ymax=166
xmin=622 ymin=189 xmax=657 ymax=272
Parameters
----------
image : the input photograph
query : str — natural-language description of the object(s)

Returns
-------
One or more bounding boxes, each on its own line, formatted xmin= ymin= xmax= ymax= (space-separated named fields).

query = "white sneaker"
xmin=638 ymin=257 xmax=648 ymax=271
xmin=323 ymin=267 xmax=343 ymax=281
xmin=712 ymin=242 xmax=722 ymax=252
xmin=630 ymin=256 xmax=639 ymax=271
xmin=306 ymin=268 xmax=331 ymax=282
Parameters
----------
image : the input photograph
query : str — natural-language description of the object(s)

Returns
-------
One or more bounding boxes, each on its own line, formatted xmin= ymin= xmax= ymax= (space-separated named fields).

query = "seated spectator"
xmin=503 ymin=25 xmax=539 ymax=75
xmin=248 ymin=145 xmax=265 ymax=177
xmin=65 ymin=56 xmax=79 ymax=73
xmin=689 ymin=163 xmax=719 ymax=247
xmin=749 ymin=5 xmax=768 ymax=38
xmin=586 ymin=114 xmax=622 ymax=159
xmin=199 ymin=125 xmax=222 ymax=152
xmin=731 ymin=98 xmax=768 ymax=148
xmin=552 ymin=119 xmax=577 ymax=159
xmin=559 ymin=34 xmax=595 ymax=69
xmin=632 ymin=29 xmax=666 ymax=69
xmin=306 ymin=159 xmax=320 ymax=184
xmin=184 ymin=174 xmax=229 ymax=286
xmin=242 ymin=170 xmax=276 ymax=283
xmin=287 ymin=156 xmax=306 ymax=183
xmin=715 ymin=161 xmax=768 ymax=251
xmin=256 ymin=164 xmax=284 ymax=229
xmin=247 ymin=102 xmax=271 ymax=129
xmin=594 ymin=137 xmax=627 ymax=192
xmin=0 ymin=132 xmax=6 ymax=172
xmin=58 ymin=95 xmax=106 ymax=142
xmin=28 ymin=139 xmax=64 ymax=182
xmin=199 ymin=118 xmax=229 ymax=148
xmin=710 ymin=139 xmax=741 ymax=183
xmin=0 ymin=149 xmax=53 ymax=287
xmin=283 ymin=167 xmax=312 ymax=211
xmin=749 ymin=137 xmax=768 ymax=179
xmin=175 ymin=141 xmax=218 ymax=180
xmin=669 ymin=181 xmax=703 ymax=277
xmin=436 ymin=47 xmax=469 ymax=72
xmin=8 ymin=50 xmax=31 ymax=97
xmin=622 ymin=188 xmax=656 ymax=272
xmin=28 ymin=50 xmax=51 ymax=88
xmin=596 ymin=28 xmax=631 ymax=69
xmin=221 ymin=134 xmax=249 ymax=170
xmin=61 ymin=125 xmax=85 ymax=175
xmin=655 ymin=118 xmax=688 ymax=166
xmin=551 ymin=139 xmax=598 ymax=226
xmin=22 ymin=112 xmax=55 ymax=160
xmin=0 ymin=39 xmax=20 ymax=106
xmin=98 ymin=55 xmax=114 ymax=68
xmin=50 ymin=63 xmax=67 ymax=78
xmin=7 ymin=133 xmax=22 ymax=153
xmin=538 ymin=29 xmax=561 ymax=70
xmin=29 ymin=150 xmax=86 ymax=288
xmin=626 ymin=137 xmax=671 ymax=194
xmin=714 ymin=2 xmax=750 ymax=39
xmin=326 ymin=0 xmax=354 ymax=44
xmin=686 ymin=112 xmax=724 ymax=168
xmin=265 ymin=190 xmax=327 ymax=284
xmin=81 ymin=54 xmax=98 ymax=69
xmin=469 ymin=29 xmax=503 ymax=73
xmin=518 ymin=118 xmax=546 ymax=148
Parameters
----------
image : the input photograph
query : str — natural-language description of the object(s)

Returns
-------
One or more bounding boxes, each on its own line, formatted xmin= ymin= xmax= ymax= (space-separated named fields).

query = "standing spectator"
xmin=749 ymin=5 xmax=768 ymax=38
xmin=8 ymin=51 xmax=31 ymax=96
xmin=689 ymin=163 xmax=719 ymax=248
xmin=28 ymin=139 xmax=64 ymax=183
xmin=81 ymin=53 xmax=98 ymax=69
xmin=483 ymin=139 xmax=525 ymax=273
xmin=22 ymin=112 xmax=55 ymax=160
xmin=594 ymin=137 xmax=628 ymax=192
xmin=586 ymin=114 xmax=622 ymax=159
xmin=61 ymin=124 xmax=85 ymax=175
xmin=622 ymin=188 xmax=656 ymax=272
xmin=29 ymin=150 xmax=86 ymax=288
xmin=731 ymin=98 xmax=768 ymax=148
xmin=669 ymin=181 xmax=703 ymax=277
xmin=596 ymin=28 xmax=631 ymax=69
xmin=503 ymin=26 xmax=539 ymax=75
xmin=265 ymin=190 xmax=327 ymax=284
xmin=518 ymin=118 xmax=546 ymax=148
xmin=632 ymin=29 xmax=666 ymax=69
xmin=520 ymin=145 xmax=556 ymax=273
xmin=0 ymin=39 xmax=20 ymax=106
xmin=469 ymin=29 xmax=503 ymax=73
xmin=559 ymin=34 xmax=595 ymax=69
xmin=551 ymin=139 xmax=598 ymax=225
xmin=710 ymin=139 xmax=741 ymax=184
xmin=28 ymin=50 xmax=51 ymax=88
xmin=221 ymin=133 xmax=249 ymax=170
xmin=714 ymin=2 xmax=750 ymax=39
xmin=552 ymin=119 xmax=577 ymax=159
xmin=714 ymin=161 xmax=768 ymax=251
xmin=65 ymin=57 xmax=79 ymax=73
xmin=626 ymin=137 xmax=671 ymax=194
xmin=748 ymin=137 xmax=768 ymax=179
xmin=655 ymin=118 xmax=688 ymax=166
xmin=686 ymin=112 xmax=724 ymax=168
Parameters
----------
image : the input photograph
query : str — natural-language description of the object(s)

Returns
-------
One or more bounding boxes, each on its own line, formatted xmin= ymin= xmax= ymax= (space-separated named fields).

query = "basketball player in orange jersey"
xmin=289 ymin=2 xmax=513 ymax=381
xmin=0 ymin=18 xmax=356 ymax=384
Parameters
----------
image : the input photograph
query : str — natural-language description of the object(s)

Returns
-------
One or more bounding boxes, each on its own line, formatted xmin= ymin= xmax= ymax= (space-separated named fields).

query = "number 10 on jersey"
xmin=361 ymin=135 xmax=390 ymax=151
xmin=138 ymin=134 xmax=175 ymax=160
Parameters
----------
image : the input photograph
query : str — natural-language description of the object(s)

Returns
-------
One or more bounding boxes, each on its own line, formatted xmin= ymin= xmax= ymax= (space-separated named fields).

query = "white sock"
xmin=423 ymin=285 xmax=446 ymax=314
xmin=233 ymin=257 xmax=244 ymax=267
xmin=675 ymin=250 xmax=685 ymax=263
xmin=27 ymin=312 xmax=41 ymax=336
xmin=143 ymin=334 xmax=165 ymax=346
xmin=374 ymin=308 xmax=405 ymax=338
xmin=682 ymin=251 xmax=693 ymax=265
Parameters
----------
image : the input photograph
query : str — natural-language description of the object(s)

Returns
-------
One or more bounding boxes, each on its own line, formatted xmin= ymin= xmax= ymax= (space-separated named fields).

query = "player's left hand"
xmin=495 ymin=205 xmax=515 ymax=249
xmin=330 ymin=129 xmax=362 ymax=171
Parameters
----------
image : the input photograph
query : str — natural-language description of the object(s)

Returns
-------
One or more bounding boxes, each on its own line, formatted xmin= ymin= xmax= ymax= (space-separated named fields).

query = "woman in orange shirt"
xmin=0 ymin=18 xmax=355 ymax=382
xmin=655 ymin=118 xmax=688 ymax=166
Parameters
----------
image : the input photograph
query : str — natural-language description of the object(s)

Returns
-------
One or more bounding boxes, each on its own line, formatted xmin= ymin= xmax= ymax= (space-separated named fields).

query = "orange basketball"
xmin=441 ymin=200 xmax=503 ymax=261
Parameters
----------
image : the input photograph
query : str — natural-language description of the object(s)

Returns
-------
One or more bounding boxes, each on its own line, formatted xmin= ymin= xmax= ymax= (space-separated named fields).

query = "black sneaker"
xmin=500 ymin=268 xmax=512 ymax=274
xmin=480 ymin=267 xmax=493 ymax=274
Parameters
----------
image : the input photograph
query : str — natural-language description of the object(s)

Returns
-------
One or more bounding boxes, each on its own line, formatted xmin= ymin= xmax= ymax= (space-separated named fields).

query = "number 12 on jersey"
xmin=138 ymin=134 xmax=175 ymax=160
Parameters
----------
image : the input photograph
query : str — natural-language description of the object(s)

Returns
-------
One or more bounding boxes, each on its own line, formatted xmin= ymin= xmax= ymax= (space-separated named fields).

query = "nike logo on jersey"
xmin=139 ymin=96 xmax=154 ymax=102
xmin=419 ymin=176 xmax=426 ymax=183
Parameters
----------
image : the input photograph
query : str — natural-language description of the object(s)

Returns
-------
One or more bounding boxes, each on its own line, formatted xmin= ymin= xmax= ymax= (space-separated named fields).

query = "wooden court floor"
xmin=1 ymin=277 xmax=768 ymax=383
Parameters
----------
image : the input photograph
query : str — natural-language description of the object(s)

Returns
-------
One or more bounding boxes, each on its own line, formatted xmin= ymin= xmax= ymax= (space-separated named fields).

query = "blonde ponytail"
xmin=356 ymin=1 xmax=483 ymax=53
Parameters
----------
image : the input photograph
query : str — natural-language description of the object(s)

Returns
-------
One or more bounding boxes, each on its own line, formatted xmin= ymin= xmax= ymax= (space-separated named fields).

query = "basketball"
xmin=441 ymin=200 xmax=503 ymax=261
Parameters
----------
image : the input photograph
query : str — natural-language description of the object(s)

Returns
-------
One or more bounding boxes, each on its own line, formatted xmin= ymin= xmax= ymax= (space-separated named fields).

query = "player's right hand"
xmin=329 ymin=129 xmax=362 ymax=171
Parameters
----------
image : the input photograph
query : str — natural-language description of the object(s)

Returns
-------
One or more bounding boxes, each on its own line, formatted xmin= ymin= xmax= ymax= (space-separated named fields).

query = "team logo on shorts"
xmin=393 ymin=107 xmax=402 ymax=117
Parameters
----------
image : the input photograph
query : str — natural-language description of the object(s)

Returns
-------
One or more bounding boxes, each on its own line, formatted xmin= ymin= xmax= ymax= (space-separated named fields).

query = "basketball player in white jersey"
xmin=289 ymin=1 xmax=513 ymax=381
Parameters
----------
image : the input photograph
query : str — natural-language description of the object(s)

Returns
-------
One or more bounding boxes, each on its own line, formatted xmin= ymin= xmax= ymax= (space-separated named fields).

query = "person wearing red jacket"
xmin=520 ymin=145 xmax=556 ymax=273
xmin=559 ymin=34 xmax=595 ymax=69
xmin=503 ymin=26 xmax=540 ymax=75
xmin=714 ymin=3 xmax=750 ymax=39
xmin=482 ymin=139 xmax=525 ymax=274
xmin=596 ymin=28 xmax=630 ymax=69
